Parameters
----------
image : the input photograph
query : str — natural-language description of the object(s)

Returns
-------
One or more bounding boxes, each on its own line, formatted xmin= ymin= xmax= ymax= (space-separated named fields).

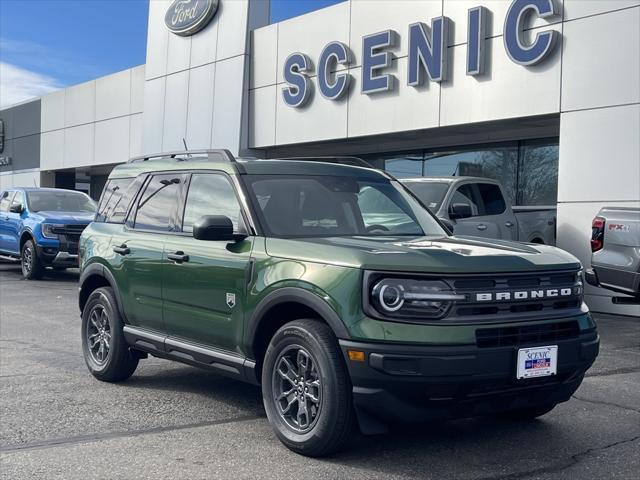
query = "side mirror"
xmin=438 ymin=217 xmax=454 ymax=235
xmin=9 ymin=203 xmax=23 ymax=214
xmin=449 ymin=203 xmax=472 ymax=220
xmin=193 ymin=215 xmax=245 ymax=242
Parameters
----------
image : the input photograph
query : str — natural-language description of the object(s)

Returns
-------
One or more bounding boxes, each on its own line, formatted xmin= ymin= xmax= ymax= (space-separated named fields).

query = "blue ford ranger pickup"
xmin=0 ymin=187 xmax=96 ymax=279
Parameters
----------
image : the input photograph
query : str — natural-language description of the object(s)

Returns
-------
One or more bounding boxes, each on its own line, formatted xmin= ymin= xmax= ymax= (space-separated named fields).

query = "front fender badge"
xmin=226 ymin=293 xmax=236 ymax=309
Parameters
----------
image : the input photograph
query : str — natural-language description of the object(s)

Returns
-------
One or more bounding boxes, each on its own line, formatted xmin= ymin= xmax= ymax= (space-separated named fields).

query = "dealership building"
xmin=1 ymin=0 xmax=638 ymax=315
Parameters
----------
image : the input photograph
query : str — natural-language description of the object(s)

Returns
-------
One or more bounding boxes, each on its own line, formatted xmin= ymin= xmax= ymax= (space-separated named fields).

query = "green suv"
xmin=79 ymin=150 xmax=599 ymax=456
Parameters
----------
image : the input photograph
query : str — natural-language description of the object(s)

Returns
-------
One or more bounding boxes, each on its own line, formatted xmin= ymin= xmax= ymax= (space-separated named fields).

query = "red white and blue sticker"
xmin=517 ymin=345 xmax=558 ymax=379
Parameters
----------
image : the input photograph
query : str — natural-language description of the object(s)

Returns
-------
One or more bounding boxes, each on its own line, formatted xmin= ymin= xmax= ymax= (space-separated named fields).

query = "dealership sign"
xmin=165 ymin=0 xmax=219 ymax=36
xmin=283 ymin=0 xmax=560 ymax=108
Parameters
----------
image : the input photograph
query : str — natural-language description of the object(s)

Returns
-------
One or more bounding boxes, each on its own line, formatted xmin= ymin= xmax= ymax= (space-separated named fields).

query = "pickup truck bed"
xmin=586 ymin=206 xmax=640 ymax=302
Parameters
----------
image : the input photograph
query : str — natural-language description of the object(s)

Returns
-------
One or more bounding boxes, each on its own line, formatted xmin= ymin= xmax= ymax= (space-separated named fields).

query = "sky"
xmin=0 ymin=0 xmax=343 ymax=108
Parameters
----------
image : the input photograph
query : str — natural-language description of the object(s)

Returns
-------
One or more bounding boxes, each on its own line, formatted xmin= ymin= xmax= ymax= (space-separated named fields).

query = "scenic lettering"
xmin=283 ymin=0 xmax=560 ymax=108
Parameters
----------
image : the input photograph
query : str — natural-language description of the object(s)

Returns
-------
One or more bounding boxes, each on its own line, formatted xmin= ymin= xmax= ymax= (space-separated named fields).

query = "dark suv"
xmin=79 ymin=150 xmax=599 ymax=456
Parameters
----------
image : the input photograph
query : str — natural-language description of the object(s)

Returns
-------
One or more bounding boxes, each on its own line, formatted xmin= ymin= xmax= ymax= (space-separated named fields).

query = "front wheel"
xmin=21 ymin=240 xmax=44 ymax=280
xmin=262 ymin=319 xmax=354 ymax=457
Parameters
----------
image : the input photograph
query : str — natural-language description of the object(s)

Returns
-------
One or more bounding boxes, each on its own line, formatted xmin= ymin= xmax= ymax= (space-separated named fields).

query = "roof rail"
xmin=127 ymin=149 xmax=236 ymax=164
xmin=272 ymin=156 xmax=372 ymax=168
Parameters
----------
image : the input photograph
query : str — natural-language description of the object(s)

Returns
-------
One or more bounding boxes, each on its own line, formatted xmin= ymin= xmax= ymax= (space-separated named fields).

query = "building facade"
xmin=1 ymin=0 xmax=639 ymax=315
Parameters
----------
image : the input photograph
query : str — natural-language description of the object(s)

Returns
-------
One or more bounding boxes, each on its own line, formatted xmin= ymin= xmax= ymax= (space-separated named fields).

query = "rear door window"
xmin=0 ymin=191 xmax=14 ymax=212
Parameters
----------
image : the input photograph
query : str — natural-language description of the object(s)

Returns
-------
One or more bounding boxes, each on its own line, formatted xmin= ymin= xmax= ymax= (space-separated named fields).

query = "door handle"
xmin=505 ymin=221 xmax=515 ymax=228
xmin=167 ymin=251 xmax=189 ymax=263
xmin=476 ymin=224 xmax=488 ymax=231
xmin=113 ymin=244 xmax=131 ymax=255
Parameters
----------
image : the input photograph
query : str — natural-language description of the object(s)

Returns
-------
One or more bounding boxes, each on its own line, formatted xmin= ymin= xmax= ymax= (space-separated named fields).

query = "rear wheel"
xmin=21 ymin=240 xmax=44 ymax=280
xmin=262 ymin=319 xmax=353 ymax=457
xmin=81 ymin=287 xmax=138 ymax=382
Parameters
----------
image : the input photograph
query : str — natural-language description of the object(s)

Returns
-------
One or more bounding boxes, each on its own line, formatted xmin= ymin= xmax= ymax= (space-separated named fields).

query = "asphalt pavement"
xmin=1 ymin=262 xmax=639 ymax=479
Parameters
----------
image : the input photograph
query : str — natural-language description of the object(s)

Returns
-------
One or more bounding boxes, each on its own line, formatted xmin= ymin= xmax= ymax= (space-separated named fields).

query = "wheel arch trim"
xmin=19 ymin=228 xmax=35 ymax=249
xmin=245 ymin=287 xmax=351 ymax=359
xmin=78 ymin=263 xmax=126 ymax=321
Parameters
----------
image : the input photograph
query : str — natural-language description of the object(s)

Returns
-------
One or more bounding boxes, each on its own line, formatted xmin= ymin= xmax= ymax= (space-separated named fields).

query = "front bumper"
xmin=340 ymin=326 xmax=599 ymax=430
xmin=586 ymin=267 xmax=640 ymax=299
xmin=36 ymin=245 xmax=79 ymax=267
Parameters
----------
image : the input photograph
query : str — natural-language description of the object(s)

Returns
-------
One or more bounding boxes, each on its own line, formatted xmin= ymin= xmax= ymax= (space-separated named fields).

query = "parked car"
xmin=0 ymin=187 xmax=96 ymax=279
xmin=586 ymin=207 xmax=640 ymax=303
xmin=401 ymin=177 xmax=556 ymax=245
xmin=79 ymin=150 xmax=598 ymax=456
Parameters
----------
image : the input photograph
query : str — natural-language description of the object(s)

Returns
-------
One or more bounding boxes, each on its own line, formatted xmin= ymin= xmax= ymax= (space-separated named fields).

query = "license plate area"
xmin=516 ymin=345 xmax=557 ymax=379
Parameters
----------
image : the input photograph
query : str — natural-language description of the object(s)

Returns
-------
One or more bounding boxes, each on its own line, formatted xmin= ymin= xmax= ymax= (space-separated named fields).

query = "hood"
xmin=265 ymin=235 xmax=581 ymax=274
xmin=32 ymin=211 xmax=95 ymax=224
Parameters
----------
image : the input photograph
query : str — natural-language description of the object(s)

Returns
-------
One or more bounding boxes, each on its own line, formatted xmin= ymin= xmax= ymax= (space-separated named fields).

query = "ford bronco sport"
xmin=79 ymin=150 xmax=599 ymax=456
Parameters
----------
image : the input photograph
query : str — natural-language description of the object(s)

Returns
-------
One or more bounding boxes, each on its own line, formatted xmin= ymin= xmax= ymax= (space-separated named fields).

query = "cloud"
xmin=1 ymin=38 xmax=104 ymax=85
xmin=0 ymin=62 xmax=61 ymax=108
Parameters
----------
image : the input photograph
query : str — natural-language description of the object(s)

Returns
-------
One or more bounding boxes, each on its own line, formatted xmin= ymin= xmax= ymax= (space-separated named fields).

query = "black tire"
xmin=21 ymin=239 xmax=44 ymax=280
xmin=262 ymin=319 xmax=353 ymax=457
xmin=499 ymin=403 xmax=557 ymax=420
xmin=81 ymin=287 xmax=138 ymax=382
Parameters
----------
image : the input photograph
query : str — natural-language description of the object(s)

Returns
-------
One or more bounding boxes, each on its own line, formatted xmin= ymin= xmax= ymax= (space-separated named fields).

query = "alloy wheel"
xmin=272 ymin=345 xmax=323 ymax=433
xmin=86 ymin=305 xmax=112 ymax=365
xmin=22 ymin=246 xmax=32 ymax=275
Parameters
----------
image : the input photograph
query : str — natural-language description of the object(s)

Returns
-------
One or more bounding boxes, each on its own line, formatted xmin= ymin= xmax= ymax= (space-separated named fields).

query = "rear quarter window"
xmin=96 ymin=177 xmax=143 ymax=224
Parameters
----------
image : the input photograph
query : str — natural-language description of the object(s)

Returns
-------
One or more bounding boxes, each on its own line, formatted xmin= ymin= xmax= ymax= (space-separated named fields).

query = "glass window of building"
xmin=381 ymin=154 xmax=423 ymax=178
xmin=424 ymin=144 xmax=519 ymax=204
xmin=366 ymin=138 xmax=559 ymax=208
xmin=517 ymin=139 xmax=559 ymax=206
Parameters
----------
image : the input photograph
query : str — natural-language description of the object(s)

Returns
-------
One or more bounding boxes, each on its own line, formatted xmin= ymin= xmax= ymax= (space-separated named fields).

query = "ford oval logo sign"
xmin=165 ymin=0 xmax=219 ymax=37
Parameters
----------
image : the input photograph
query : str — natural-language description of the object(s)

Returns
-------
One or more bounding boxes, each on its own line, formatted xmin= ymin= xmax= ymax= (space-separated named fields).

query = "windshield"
xmin=402 ymin=182 xmax=449 ymax=212
xmin=27 ymin=190 xmax=97 ymax=213
xmin=244 ymin=175 xmax=446 ymax=238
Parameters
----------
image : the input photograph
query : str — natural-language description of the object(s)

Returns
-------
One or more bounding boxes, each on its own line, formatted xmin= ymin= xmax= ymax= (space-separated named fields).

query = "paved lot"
xmin=0 ymin=262 xmax=639 ymax=479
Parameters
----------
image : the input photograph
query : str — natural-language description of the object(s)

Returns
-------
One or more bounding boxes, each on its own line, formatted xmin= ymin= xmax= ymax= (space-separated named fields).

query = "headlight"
xmin=41 ymin=224 xmax=59 ymax=239
xmin=369 ymin=277 xmax=465 ymax=320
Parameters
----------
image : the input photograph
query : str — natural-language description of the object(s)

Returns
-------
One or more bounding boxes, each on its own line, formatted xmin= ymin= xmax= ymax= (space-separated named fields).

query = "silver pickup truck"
xmin=586 ymin=207 xmax=640 ymax=304
xmin=401 ymin=177 xmax=556 ymax=245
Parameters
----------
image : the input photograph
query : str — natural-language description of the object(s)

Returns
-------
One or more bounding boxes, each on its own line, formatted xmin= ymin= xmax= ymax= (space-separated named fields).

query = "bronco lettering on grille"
xmin=476 ymin=288 xmax=574 ymax=302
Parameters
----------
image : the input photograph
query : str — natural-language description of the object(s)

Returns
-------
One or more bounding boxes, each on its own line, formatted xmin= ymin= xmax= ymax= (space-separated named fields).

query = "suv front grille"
xmin=449 ymin=270 xmax=583 ymax=322
xmin=50 ymin=224 xmax=88 ymax=236
xmin=50 ymin=224 xmax=88 ymax=254
xmin=476 ymin=321 xmax=580 ymax=348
